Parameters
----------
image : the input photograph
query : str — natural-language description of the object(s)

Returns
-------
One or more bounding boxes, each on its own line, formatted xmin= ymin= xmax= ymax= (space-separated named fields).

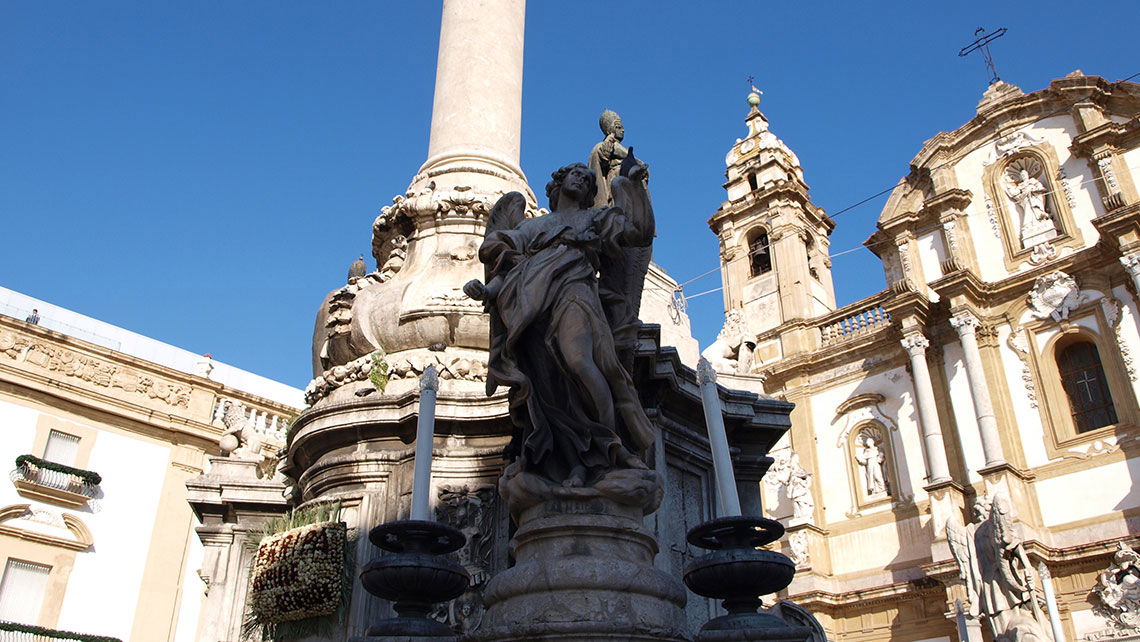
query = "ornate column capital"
xmin=420 ymin=364 xmax=440 ymax=392
xmin=900 ymin=332 xmax=930 ymax=356
xmin=1120 ymin=252 xmax=1140 ymax=278
xmin=949 ymin=311 xmax=981 ymax=337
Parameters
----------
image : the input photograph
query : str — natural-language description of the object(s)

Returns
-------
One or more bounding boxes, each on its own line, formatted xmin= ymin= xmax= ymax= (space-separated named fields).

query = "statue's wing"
xmin=946 ymin=519 xmax=980 ymax=615
xmin=484 ymin=191 xmax=528 ymax=282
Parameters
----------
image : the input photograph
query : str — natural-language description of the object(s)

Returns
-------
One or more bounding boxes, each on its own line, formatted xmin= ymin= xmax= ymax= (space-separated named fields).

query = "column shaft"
xmin=902 ymin=334 xmax=951 ymax=483
xmin=951 ymin=313 xmax=1006 ymax=467
xmin=424 ymin=0 xmax=526 ymax=176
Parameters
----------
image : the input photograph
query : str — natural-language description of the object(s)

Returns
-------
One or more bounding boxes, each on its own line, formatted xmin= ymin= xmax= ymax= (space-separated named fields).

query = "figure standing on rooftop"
xmin=25 ymin=309 xmax=39 ymax=325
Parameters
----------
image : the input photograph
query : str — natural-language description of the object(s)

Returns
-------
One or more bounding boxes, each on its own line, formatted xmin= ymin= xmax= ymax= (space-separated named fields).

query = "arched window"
xmin=747 ymin=173 xmax=758 ymax=191
xmin=1056 ymin=340 xmax=1118 ymax=433
xmin=748 ymin=230 xmax=772 ymax=277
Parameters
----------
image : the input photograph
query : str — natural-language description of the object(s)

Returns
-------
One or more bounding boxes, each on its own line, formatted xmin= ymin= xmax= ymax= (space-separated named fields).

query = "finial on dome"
xmin=745 ymin=76 xmax=763 ymax=108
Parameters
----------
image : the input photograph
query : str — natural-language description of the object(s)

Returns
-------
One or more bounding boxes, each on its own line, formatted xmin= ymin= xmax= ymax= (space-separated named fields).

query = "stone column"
xmin=416 ymin=0 xmax=530 ymax=194
xmin=1121 ymin=253 xmax=1140 ymax=295
xmin=949 ymin=311 xmax=1006 ymax=467
xmin=901 ymin=332 xmax=951 ymax=483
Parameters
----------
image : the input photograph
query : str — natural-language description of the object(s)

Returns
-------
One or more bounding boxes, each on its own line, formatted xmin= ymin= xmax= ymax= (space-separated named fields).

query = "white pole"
xmin=1038 ymin=562 xmax=1066 ymax=642
xmin=697 ymin=358 xmax=742 ymax=517
xmin=410 ymin=365 xmax=440 ymax=521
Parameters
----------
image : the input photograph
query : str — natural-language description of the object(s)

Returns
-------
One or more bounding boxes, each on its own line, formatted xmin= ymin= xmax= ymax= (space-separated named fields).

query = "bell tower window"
xmin=748 ymin=230 xmax=772 ymax=277
xmin=1057 ymin=340 xmax=1118 ymax=433
xmin=747 ymin=172 xmax=758 ymax=191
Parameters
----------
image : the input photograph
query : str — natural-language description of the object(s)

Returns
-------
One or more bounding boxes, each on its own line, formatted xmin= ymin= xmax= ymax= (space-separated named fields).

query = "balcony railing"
xmin=818 ymin=293 xmax=893 ymax=346
xmin=0 ymin=621 xmax=121 ymax=642
xmin=10 ymin=456 xmax=100 ymax=508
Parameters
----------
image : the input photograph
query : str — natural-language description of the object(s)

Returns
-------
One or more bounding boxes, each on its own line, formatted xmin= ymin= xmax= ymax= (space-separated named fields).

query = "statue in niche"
xmin=947 ymin=494 xmax=1051 ymax=641
xmin=854 ymin=428 xmax=888 ymax=497
xmin=465 ymin=153 xmax=658 ymax=503
xmin=588 ymin=109 xmax=648 ymax=208
xmin=1002 ymin=156 xmax=1058 ymax=249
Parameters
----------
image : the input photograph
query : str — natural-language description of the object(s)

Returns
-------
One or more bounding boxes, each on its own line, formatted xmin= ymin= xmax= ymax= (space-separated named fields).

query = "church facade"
xmin=704 ymin=73 xmax=1140 ymax=640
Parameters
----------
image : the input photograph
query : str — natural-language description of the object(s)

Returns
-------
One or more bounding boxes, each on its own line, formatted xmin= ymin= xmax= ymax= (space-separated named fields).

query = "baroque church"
xmin=701 ymin=73 xmax=1140 ymax=640
xmin=0 ymin=2 xmax=1137 ymax=638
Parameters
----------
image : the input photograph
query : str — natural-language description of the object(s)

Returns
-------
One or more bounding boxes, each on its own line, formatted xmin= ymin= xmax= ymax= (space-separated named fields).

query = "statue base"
xmin=468 ymin=493 xmax=688 ymax=642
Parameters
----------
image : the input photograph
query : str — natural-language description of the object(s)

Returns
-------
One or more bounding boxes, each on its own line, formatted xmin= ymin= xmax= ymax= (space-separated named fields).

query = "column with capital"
xmin=901 ymin=332 xmax=952 ymax=483
xmin=949 ymin=311 xmax=1006 ymax=467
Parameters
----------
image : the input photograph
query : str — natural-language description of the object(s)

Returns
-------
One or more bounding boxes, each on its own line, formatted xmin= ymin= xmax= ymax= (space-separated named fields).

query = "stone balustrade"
xmin=0 ymin=621 xmax=122 ymax=642
xmin=210 ymin=397 xmax=290 ymax=443
xmin=818 ymin=295 xmax=892 ymax=346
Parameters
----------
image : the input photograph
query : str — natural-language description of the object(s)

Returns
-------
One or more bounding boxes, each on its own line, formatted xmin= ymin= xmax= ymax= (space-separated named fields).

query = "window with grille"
xmin=1057 ymin=340 xmax=1118 ymax=433
xmin=748 ymin=231 xmax=772 ymax=277
xmin=42 ymin=430 xmax=81 ymax=467
xmin=0 ymin=559 xmax=51 ymax=625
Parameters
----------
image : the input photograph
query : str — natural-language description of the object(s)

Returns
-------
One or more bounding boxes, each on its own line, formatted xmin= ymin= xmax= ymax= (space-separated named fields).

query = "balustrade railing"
xmin=210 ymin=398 xmax=290 ymax=443
xmin=10 ymin=457 xmax=100 ymax=498
xmin=818 ymin=299 xmax=892 ymax=346
xmin=0 ymin=621 xmax=121 ymax=642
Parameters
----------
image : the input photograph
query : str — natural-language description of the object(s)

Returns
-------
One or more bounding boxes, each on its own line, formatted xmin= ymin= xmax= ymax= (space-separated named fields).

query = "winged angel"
xmin=464 ymin=154 xmax=654 ymax=489
xmin=947 ymin=494 xmax=1050 ymax=642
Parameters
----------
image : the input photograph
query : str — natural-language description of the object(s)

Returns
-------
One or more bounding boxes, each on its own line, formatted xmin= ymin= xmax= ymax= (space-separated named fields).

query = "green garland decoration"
xmin=0 ymin=620 xmax=121 ymax=642
xmin=369 ymin=349 xmax=389 ymax=393
xmin=15 ymin=454 xmax=102 ymax=486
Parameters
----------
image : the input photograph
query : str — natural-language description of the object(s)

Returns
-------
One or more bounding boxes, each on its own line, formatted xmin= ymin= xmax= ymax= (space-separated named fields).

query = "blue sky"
xmin=2 ymin=1 xmax=1136 ymax=389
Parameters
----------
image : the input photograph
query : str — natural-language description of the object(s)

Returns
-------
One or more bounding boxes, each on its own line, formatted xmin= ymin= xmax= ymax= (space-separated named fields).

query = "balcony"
xmin=0 ymin=621 xmax=121 ymax=642
xmin=9 ymin=456 xmax=101 ymax=509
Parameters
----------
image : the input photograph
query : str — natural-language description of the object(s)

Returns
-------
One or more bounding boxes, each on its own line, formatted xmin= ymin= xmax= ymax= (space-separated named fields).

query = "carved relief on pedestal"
xmin=431 ymin=484 xmax=499 ymax=634
xmin=1028 ymin=271 xmax=1084 ymax=321
xmin=787 ymin=530 xmax=809 ymax=567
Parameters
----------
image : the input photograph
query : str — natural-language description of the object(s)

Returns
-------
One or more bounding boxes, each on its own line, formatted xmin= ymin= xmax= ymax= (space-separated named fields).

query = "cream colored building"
xmin=0 ymin=287 xmax=301 ymax=641
xmin=704 ymin=73 xmax=1140 ymax=640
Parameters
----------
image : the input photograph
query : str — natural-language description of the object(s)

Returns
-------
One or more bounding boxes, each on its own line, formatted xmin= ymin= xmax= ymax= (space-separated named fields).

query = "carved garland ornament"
xmin=1005 ymin=327 xmax=1038 ymax=409
xmin=1099 ymin=297 xmax=1137 ymax=382
xmin=0 ymin=329 xmax=190 ymax=408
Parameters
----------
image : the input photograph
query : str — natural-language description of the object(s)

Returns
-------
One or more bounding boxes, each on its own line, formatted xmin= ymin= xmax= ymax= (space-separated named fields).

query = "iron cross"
xmin=959 ymin=27 xmax=1008 ymax=85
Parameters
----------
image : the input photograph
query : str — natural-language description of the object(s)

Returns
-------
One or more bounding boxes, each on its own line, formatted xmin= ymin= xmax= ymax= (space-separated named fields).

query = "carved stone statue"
xmin=1003 ymin=157 xmax=1057 ymax=248
xmin=588 ymin=110 xmax=630 ymax=208
xmin=947 ymin=494 xmax=1050 ymax=641
xmin=219 ymin=400 xmax=262 ymax=459
xmin=854 ymin=428 xmax=888 ymax=497
xmin=701 ymin=310 xmax=754 ymax=375
xmin=465 ymin=155 xmax=657 ymax=496
xmin=1092 ymin=543 xmax=1140 ymax=635
xmin=766 ymin=450 xmax=815 ymax=523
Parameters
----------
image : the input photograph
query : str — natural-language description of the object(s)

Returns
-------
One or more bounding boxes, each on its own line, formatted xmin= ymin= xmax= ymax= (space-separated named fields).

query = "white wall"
xmin=54 ymin=430 xmax=169 ymax=641
xmin=1035 ymin=456 xmax=1140 ymax=527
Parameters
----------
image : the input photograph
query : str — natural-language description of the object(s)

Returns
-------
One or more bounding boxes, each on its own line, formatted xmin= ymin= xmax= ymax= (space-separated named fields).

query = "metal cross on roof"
xmin=959 ymin=26 xmax=1008 ymax=85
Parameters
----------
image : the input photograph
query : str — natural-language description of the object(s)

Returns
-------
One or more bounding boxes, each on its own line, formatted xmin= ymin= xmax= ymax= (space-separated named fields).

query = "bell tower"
xmin=708 ymin=89 xmax=836 ymax=363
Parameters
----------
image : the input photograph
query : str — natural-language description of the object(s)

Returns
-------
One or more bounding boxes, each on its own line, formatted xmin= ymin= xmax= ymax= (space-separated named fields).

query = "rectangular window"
xmin=42 ymin=430 xmax=81 ymax=467
xmin=0 ymin=559 xmax=52 ymax=625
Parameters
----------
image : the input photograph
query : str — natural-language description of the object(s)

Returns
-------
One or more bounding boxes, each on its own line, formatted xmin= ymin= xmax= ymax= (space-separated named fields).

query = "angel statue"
xmin=464 ymin=153 xmax=655 ymax=492
xmin=947 ymin=494 xmax=1051 ymax=641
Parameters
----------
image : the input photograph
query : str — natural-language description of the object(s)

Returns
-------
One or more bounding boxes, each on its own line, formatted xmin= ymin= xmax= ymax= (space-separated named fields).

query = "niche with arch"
xmin=983 ymin=146 xmax=1083 ymax=270
xmin=746 ymin=227 xmax=773 ymax=278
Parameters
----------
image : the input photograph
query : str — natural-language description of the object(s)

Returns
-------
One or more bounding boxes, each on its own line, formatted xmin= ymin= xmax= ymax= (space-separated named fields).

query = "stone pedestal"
xmin=470 ymin=496 xmax=688 ymax=642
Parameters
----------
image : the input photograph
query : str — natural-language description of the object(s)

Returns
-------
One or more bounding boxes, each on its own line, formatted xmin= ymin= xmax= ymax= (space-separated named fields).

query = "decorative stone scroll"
xmin=0 ymin=329 xmax=191 ymax=408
